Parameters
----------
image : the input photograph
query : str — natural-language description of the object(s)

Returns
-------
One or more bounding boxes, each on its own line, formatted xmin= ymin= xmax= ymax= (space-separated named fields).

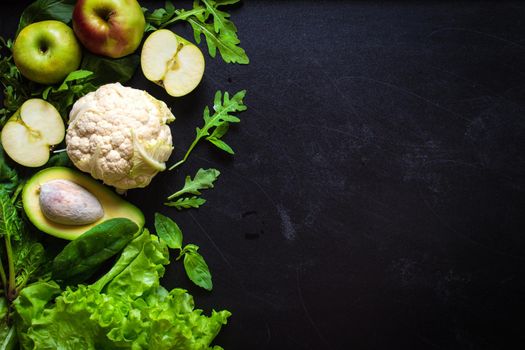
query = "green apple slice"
xmin=1 ymin=99 xmax=65 ymax=167
xmin=141 ymin=29 xmax=205 ymax=97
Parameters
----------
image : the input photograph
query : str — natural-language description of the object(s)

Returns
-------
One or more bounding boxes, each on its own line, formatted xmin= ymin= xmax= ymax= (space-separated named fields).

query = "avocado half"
xmin=22 ymin=167 xmax=145 ymax=240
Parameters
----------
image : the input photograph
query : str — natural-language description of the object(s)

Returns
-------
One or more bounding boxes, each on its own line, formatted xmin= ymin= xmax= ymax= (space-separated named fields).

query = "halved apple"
xmin=141 ymin=29 xmax=205 ymax=97
xmin=1 ymin=99 xmax=65 ymax=167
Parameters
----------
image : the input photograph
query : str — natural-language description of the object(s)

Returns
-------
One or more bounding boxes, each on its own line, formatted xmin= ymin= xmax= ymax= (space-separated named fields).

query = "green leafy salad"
xmin=0 ymin=0 xmax=249 ymax=349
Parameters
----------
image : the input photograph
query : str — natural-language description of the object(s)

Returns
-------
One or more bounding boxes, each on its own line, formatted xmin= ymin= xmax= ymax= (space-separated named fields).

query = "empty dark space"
xmin=1 ymin=1 xmax=524 ymax=349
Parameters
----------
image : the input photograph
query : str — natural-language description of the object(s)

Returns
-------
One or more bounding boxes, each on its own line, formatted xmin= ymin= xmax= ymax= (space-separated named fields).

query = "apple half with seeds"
xmin=141 ymin=29 xmax=205 ymax=97
xmin=1 ymin=99 xmax=65 ymax=167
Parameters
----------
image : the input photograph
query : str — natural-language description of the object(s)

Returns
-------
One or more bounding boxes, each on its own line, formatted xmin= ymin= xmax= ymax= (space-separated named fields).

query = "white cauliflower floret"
xmin=66 ymin=83 xmax=175 ymax=192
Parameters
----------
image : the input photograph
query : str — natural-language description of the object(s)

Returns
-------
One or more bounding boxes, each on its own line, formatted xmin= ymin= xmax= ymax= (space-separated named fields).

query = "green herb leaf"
xmin=183 ymin=247 xmax=213 ymax=291
xmin=154 ymin=213 xmax=183 ymax=250
xmin=164 ymin=196 xmax=207 ymax=210
xmin=143 ymin=0 xmax=249 ymax=64
xmin=0 ymin=189 xmax=22 ymax=241
xmin=0 ymin=144 xmax=19 ymax=193
xmin=17 ymin=0 xmax=76 ymax=34
xmin=41 ymin=69 xmax=97 ymax=120
xmin=52 ymin=218 xmax=139 ymax=284
xmin=170 ymin=90 xmax=246 ymax=169
xmin=81 ymin=52 xmax=140 ymax=84
xmin=207 ymin=137 xmax=235 ymax=154
xmin=13 ymin=238 xmax=46 ymax=290
xmin=45 ymin=151 xmax=72 ymax=168
xmin=167 ymin=168 xmax=220 ymax=200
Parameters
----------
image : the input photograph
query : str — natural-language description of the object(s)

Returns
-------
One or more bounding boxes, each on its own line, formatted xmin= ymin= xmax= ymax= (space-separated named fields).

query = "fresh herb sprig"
xmin=165 ymin=168 xmax=220 ymax=209
xmin=154 ymin=213 xmax=213 ymax=290
xmin=170 ymin=90 xmax=247 ymax=170
xmin=144 ymin=0 xmax=249 ymax=64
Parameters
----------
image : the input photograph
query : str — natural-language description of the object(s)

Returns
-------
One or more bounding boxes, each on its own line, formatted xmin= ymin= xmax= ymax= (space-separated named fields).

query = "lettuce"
xmin=14 ymin=231 xmax=230 ymax=350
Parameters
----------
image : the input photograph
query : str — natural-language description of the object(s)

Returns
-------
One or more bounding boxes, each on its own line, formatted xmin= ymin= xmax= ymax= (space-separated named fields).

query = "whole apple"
xmin=73 ymin=0 xmax=146 ymax=58
xmin=13 ymin=20 xmax=82 ymax=85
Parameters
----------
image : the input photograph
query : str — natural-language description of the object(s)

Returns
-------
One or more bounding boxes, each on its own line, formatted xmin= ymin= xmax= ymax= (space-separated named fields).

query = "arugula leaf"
xmin=167 ymin=168 xmax=220 ymax=200
xmin=81 ymin=52 xmax=140 ymax=84
xmin=144 ymin=0 xmax=249 ymax=64
xmin=17 ymin=0 xmax=76 ymax=34
xmin=164 ymin=196 xmax=207 ymax=210
xmin=183 ymin=245 xmax=213 ymax=291
xmin=170 ymin=90 xmax=246 ymax=169
xmin=154 ymin=213 xmax=183 ymax=249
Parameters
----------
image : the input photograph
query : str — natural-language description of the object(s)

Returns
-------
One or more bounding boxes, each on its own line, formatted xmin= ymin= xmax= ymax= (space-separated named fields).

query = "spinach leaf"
xmin=154 ymin=213 xmax=183 ymax=250
xmin=81 ymin=53 xmax=140 ymax=84
xmin=17 ymin=0 xmax=76 ymax=34
xmin=52 ymin=218 xmax=139 ymax=284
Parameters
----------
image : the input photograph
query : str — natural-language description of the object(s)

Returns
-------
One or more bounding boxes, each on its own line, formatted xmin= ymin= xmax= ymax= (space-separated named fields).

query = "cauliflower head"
xmin=66 ymin=83 xmax=175 ymax=192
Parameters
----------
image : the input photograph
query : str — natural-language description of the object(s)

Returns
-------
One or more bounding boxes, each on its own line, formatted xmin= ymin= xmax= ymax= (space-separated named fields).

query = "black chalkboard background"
xmin=1 ymin=1 xmax=525 ymax=349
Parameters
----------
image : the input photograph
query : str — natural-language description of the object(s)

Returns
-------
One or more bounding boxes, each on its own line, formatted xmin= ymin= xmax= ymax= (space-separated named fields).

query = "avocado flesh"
xmin=23 ymin=167 xmax=145 ymax=240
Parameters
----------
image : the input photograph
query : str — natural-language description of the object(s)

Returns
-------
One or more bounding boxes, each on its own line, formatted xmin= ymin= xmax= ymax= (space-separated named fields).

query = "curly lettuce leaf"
xmin=14 ymin=231 xmax=230 ymax=350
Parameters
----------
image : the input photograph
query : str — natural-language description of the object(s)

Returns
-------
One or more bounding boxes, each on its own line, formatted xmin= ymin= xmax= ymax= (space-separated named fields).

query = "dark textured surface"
xmin=2 ymin=1 xmax=525 ymax=349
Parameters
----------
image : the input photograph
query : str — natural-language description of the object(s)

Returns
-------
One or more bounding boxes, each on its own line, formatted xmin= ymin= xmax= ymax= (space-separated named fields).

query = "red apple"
xmin=73 ymin=0 xmax=145 ymax=58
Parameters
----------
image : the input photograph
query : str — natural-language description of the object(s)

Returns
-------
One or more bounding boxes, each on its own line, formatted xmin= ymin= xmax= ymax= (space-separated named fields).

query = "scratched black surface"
xmin=1 ymin=1 xmax=525 ymax=349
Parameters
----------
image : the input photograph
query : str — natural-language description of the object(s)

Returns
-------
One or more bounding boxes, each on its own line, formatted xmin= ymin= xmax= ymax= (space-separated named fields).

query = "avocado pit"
xmin=39 ymin=179 xmax=104 ymax=225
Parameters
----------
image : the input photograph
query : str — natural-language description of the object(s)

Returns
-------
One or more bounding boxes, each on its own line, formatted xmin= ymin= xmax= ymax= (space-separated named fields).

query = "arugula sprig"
xmin=170 ymin=90 xmax=247 ymax=170
xmin=154 ymin=213 xmax=213 ymax=290
xmin=165 ymin=168 xmax=220 ymax=210
xmin=144 ymin=0 xmax=249 ymax=64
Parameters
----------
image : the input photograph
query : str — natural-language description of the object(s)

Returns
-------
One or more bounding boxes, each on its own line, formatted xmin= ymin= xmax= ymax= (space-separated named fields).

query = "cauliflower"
xmin=66 ymin=83 xmax=175 ymax=192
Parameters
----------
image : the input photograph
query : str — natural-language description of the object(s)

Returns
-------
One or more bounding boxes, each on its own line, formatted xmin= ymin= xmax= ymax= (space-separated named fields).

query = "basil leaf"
xmin=17 ymin=0 xmax=76 ymax=34
xmin=183 ymin=248 xmax=213 ymax=291
xmin=154 ymin=213 xmax=183 ymax=250
xmin=81 ymin=53 xmax=140 ymax=84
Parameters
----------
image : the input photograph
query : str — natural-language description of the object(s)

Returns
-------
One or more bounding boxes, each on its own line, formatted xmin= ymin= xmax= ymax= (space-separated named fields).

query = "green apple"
xmin=13 ymin=20 xmax=82 ymax=85
xmin=73 ymin=0 xmax=145 ymax=58
xmin=1 ymin=99 xmax=65 ymax=167
xmin=141 ymin=30 xmax=205 ymax=97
